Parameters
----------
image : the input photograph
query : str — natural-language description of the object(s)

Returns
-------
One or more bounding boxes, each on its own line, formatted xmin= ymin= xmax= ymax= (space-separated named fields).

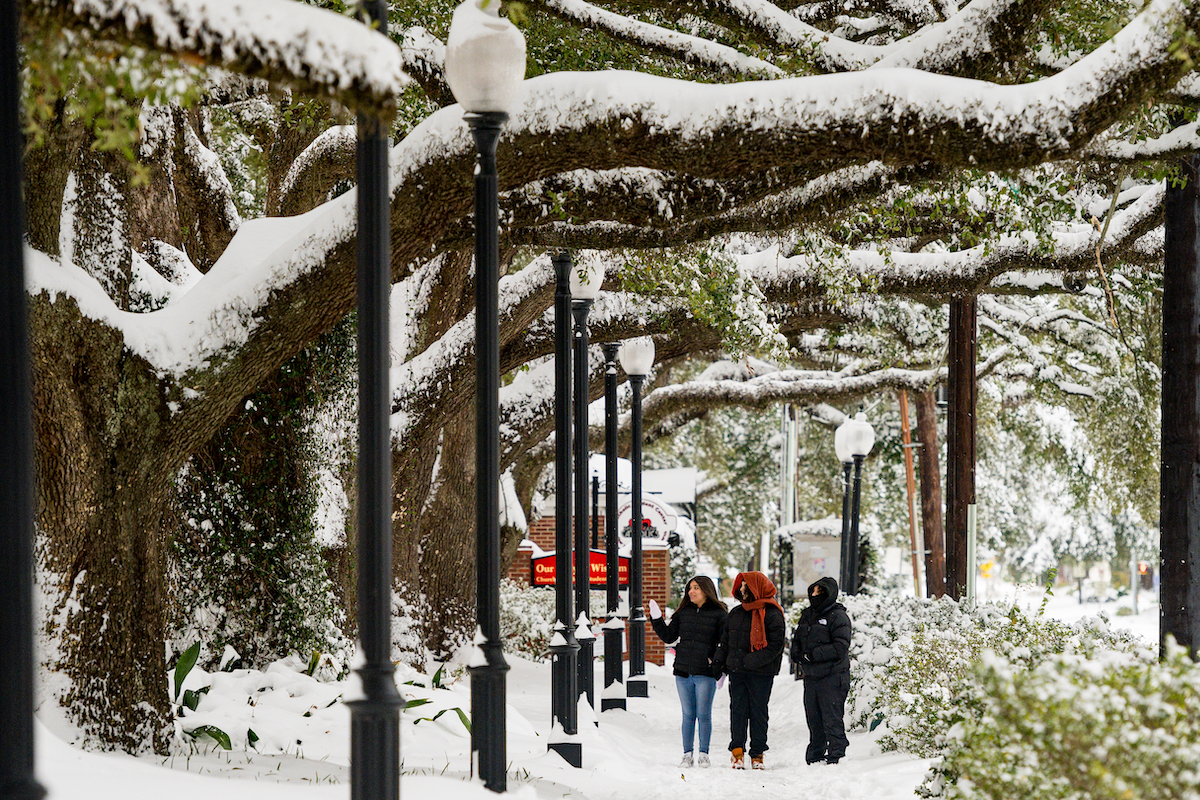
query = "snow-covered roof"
xmin=774 ymin=516 xmax=842 ymax=539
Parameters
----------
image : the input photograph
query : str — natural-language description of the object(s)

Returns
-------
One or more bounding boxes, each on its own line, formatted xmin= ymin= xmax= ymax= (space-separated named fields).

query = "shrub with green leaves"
xmin=499 ymin=579 xmax=557 ymax=659
xmin=874 ymin=602 xmax=1141 ymax=757
xmin=787 ymin=588 xmax=1145 ymax=756
xmin=919 ymin=643 xmax=1198 ymax=800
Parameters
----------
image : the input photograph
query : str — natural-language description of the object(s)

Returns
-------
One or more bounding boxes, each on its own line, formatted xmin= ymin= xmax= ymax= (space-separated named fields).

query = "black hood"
xmin=807 ymin=576 xmax=839 ymax=614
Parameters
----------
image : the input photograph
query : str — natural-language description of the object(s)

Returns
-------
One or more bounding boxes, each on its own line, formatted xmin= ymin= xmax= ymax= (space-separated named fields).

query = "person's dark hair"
xmin=678 ymin=575 xmax=727 ymax=611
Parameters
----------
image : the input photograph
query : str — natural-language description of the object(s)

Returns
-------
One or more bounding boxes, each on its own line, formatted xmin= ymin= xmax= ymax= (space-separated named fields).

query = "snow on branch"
xmin=746 ymin=181 xmax=1164 ymax=300
xmin=26 ymin=0 xmax=409 ymax=117
xmin=536 ymin=0 xmax=782 ymax=77
xmin=1084 ymin=120 xmax=1200 ymax=163
xmin=500 ymin=0 xmax=1200 ymax=184
xmin=867 ymin=0 xmax=1046 ymax=75
xmin=640 ymin=364 xmax=943 ymax=419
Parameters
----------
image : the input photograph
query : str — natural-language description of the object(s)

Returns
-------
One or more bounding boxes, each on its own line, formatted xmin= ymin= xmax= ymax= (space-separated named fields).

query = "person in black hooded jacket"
xmin=649 ymin=575 xmax=728 ymax=768
xmin=790 ymin=576 xmax=852 ymax=764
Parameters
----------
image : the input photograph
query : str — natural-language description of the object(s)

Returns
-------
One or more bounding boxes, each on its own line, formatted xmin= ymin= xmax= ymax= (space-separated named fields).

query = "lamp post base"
xmin=601 ymin=625 xmax=625 ymax=711
xmin=548 ymin=741 xmax=583 ymax=768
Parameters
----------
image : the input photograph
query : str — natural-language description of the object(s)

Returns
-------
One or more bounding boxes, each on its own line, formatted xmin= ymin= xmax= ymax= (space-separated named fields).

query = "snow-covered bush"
xmin=789 ymin=588 xmax=1144 ymax=759
xmin=500 ymin=579 xmax=556 ymax=660
xmin=872 ymin=602 xmax=1141 ymax=756
xmin=918 ymin=643 xmax=1195 ymax=800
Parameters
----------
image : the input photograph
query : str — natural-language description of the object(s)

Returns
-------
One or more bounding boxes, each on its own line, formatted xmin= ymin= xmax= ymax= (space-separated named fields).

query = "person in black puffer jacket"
xmin=649 ymin=575 xmax=727 ymax=768
xmin=790 ymin=576 xmax=853 ymax=765
xmin=712 ymin=571 xmax=786 ymax=770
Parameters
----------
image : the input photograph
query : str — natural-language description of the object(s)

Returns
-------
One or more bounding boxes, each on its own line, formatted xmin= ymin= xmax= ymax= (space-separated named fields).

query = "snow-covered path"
xmin=33 ymin=588 xmax=1158 ymax=799
xmin=496 ymin=658 xmax=932 ymax=800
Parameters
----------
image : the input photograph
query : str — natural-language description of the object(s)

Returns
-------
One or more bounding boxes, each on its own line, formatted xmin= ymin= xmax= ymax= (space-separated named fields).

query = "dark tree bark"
xmin=31 ymin=297 xmax=175 ymax=751
xmin=1161 ymin=152 xmax=1200 ymax=660
xmin=915 ymin=390 xmax=946 ymax=598
xmin=944 ymin=297 xmax=976 ymax=601
xmin=22 ymin=100 xmax=83 ymax=255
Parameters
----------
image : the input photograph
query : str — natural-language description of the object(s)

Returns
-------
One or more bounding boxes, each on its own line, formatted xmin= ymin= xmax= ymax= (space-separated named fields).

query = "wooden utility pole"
xmin=1161 ymin=152 xmax=1200 ymax=660
xmin=915 ymin=390 xmax=946 ymax=597
xmin=945 ymin=297 xmax=977 ymax=602
xmin=898 ymin=391 xmax=923 ymax=597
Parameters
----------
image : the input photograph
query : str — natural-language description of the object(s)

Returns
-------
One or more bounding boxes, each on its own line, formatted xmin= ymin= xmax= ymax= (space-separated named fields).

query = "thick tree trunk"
xmin=31 ymin=296 xmax=174 ymax=751
xmin=915 ymin=390 xmax=946 ymax=598
xmin=22 ymin=102 xmax=83 ymax=255
xmin=415 ymin=412 xmax=479 ymax=657
xmin=1161 ymin=152 xmax=1200 ymax=659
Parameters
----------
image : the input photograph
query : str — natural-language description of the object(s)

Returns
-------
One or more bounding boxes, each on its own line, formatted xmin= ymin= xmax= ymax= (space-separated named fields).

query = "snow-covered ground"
xmin=33 ymin=584 xmax=1160 ymax=800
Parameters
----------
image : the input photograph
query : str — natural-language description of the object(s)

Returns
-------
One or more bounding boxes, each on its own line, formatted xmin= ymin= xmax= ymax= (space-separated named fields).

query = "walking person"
xmin=790 ymin=576 xmax=853 ymax=765
xmin=713 ymin=571 xmax=785 ymax=770
xmin=649 ymin=575 xmax=728 ymax=768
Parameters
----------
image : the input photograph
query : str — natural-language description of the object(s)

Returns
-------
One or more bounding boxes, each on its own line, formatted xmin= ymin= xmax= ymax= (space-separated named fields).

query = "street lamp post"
xmin=600 ymin=343 xmax=625 ymax=711
xmin=349 ymin=3 xmax=401 ymax=799
xmin=1 ymin=0 xmax=47 ymax=794
xmin=548 ymin=251 xmax=580 ymax=766
xmin=835 ymin=412 xmax=875 ymax=594
xmin=619 ymin=337 xmax=654 ymax=699
xmin=445 ymin=1 xmax=526 ymax=789
xmin=571 ymin=258 xmax=603 ymax=712
xmin=834 ymin=422 xmax=853 ymax=594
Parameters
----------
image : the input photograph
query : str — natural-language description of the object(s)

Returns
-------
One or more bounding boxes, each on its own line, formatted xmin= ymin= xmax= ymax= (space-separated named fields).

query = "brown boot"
xmin=751 ymin=755 xmax=765 ymax=770
xmin=730 ymin=747 xmax=745 ymax=769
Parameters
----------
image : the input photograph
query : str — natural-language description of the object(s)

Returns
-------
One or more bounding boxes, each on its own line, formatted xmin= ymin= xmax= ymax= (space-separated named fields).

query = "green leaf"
xmin=182 ymin=688 xmax=202 ymax=712
xmin=188 ymin=725 xmax=232 ymax=750
xmin=404 ymin=698 xmax=431 ymax=711
xmin=247 ymin=728 xmax=259 ymax=748
xmin=411 ymin=707 xmax=471 ymax=734
xmin=431 ymin=663 xmax=445 ymax=689
xmin=306 ymin=650 xmax=322 ymax=676
xmin=173 ymin=642 xmax=201 ymax=702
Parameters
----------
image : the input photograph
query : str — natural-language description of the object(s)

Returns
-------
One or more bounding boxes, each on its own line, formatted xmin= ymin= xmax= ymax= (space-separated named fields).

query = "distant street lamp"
xmin=600 ymin=343 xmax=626 ymax=711
xmin=619 ymin=336 xmax=654 ymax=698
xmin=349 ymin=3 xmax=400 ymax=799
xmin=548 ymin=252 xmax=580 ymax=766
xmin=571 ymin=257 xmax=603 ymax=712
xmin=835 ymin=412 xmax=875 ymax=594
xmin=445 ymin=0 xmax=526 ymax=789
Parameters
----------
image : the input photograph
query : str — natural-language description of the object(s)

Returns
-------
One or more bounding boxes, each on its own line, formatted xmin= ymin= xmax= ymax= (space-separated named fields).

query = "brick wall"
xmin=508 ymin=517 xmax=669 ymax=666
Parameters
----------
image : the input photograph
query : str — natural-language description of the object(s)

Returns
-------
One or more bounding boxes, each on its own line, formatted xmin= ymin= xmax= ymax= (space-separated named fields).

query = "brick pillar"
xmin=508 ymin=518 xmax=673 ymax=667
xmin=642 ymin=545 xmax=670 ymax=666
xmin=507 ymin=542 xmax=533 ymax=585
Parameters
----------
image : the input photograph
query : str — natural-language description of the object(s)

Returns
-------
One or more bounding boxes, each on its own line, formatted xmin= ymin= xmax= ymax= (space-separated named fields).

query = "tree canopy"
xmin=18 ymin=0 xmax=1191 ymax=749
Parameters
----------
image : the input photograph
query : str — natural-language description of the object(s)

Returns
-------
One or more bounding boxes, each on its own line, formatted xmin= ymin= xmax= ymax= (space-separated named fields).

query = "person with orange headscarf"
xmin=712 ymin=571 xmax=786 ymax=770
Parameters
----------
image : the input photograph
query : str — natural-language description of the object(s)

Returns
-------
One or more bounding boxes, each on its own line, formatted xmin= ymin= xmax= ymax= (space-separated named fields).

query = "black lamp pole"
xmin=0 ymin=0 xmax=46 ymax=795
xmin=466 ymin=111 xmax=510 ymax=791
xmin=838 ymin=461 xmax=852 ymax=593
xmin=349 ymin=3 xmax=401 ymax=799
xmin=592 ymin=476 xmax=599 ymax=550
xmin=572 ymin=296 xmax=596 ymax=711
xmin=626 ymin=371 xmax=648 ymax=698
xmin=549 ymin=252 xmax=581 ymax=766
xmin=847 ymin=455 xmax=866 ymax=594
xmin=600 ymin=343 xmax=625 ymax=711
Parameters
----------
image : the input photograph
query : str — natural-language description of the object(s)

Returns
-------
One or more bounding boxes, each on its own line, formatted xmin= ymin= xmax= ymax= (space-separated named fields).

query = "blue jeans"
xmin=676 ymin=674 xmax=718 ymax=754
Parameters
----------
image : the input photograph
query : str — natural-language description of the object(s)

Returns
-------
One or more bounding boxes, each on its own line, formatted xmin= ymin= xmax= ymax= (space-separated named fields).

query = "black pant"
xmin=803 ymin=672 xmax=849 ymax=762
xmin=728 ymin=672 xmax=774 ymax=757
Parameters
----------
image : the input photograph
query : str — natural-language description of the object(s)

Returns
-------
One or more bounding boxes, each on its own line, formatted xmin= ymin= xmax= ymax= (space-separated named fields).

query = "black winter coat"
xmin=713 ymin=604 xmax=786 ymax=676
xmin=651 ymin=603 xmax=727 ymax=678
xmin=790 ymin=579 xmax=852 ymax=680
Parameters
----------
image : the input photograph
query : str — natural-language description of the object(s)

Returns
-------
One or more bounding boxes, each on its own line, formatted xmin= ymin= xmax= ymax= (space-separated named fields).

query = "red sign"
xmin=531 ymin=549 xmax=630 ymax=588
